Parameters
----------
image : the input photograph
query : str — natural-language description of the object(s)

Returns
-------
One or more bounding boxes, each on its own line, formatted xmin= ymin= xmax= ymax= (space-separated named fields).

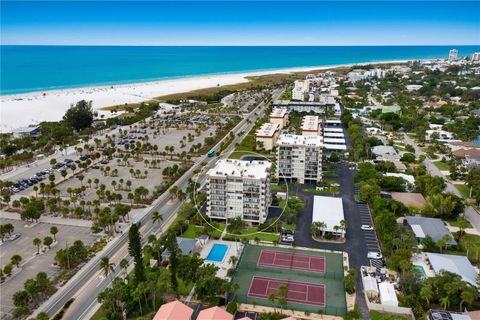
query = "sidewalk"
xmin=0 ymin=210 xmax=92 ymax=228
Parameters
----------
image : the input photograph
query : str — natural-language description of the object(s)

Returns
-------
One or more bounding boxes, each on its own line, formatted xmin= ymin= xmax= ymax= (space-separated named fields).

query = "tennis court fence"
xmin=236 ymin=294 xmax=347 ymax=316
xmin=236 ymin=261 xmax=344 ymax=280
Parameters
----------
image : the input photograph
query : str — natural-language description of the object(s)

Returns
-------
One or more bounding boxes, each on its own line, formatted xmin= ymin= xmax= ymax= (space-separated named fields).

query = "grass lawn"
xmin=271 ymin=183 xmax=287 ymax=191
xmin=454 ymin=184 xmax=470 ymax=198
xmin=180 ymin=223 xmax=226 ymax=239
xmin=223 ymin=227 xmax=279 ymax=242
xmin=433 ymin=161 xmax=450 ymax=171
xmin=304 ymin=187 xmax=340 ymax=196
xmin=446 ymin=218 xmax=473 ymax=228
xmin=370 ymin=311 xmax=411 ymax=320
xmin=180 ymin=224 xmax=202 ymax=238
xmin=323 ymin=171 xmax=339 ymax=178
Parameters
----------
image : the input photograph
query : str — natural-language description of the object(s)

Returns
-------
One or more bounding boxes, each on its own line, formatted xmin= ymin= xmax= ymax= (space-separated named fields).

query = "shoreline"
xmin=0 ymin=59 xmax=411 ymax=133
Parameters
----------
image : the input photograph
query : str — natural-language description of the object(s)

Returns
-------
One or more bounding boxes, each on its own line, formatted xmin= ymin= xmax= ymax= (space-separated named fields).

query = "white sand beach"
xmin=0 ymin=60 xmax=408 ymax=133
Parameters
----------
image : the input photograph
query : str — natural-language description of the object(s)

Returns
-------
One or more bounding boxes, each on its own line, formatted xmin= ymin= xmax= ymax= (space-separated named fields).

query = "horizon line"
xmin=2 ymin=44 xmax=480 ymax=47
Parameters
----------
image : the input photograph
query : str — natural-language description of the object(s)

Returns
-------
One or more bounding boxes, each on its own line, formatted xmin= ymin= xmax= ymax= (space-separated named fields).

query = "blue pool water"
xmin=206 ymin=243 xmax=229 ymax=262
xmin=414 ymin=265 xmax=427 ymax=278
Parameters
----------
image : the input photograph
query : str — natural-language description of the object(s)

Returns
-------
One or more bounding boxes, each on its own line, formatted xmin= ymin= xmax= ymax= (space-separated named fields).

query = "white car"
xmin=367 ymin=252 xmax=382 ymax=260
xmin=361 ymin=225 xmax=374 ymax=231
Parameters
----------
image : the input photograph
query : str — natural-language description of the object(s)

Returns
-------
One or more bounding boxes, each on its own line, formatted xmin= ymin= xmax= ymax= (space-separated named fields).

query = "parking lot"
xmin=356 ymin=200 xmax=383 ymax=269
xmin=0 ymin=219 xmax=98 ymax=318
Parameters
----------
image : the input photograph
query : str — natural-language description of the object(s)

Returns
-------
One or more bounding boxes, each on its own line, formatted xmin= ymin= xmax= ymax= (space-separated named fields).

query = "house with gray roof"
xmin=426 ymin=253 xmax=479 ymax=286
xmin=162 ymin=237 xmax=198 ymax=260
xmin=403 ymin=216 xmax=456 ymax=245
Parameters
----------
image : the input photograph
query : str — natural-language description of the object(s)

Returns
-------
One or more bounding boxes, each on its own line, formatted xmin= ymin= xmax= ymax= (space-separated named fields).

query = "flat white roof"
xmin=270 ymin=107 xmax=288 ymax=118
xmin=324 ymin=132 xmax=345 ymax=138
xmin=277 ymin=134 xmax=323 ymax=147
xmin=384 ymin=173 xmax=415 ymax=184
xmin=323 ymin=127 xmax=343 ymax=133
xmin=325 ymin=119 xmax=342 ymax=124
xmin=378 ymin=282 xmax=398 ymax=306
xmin=301 ymin=115 xmax=320 ymax=132
xmin=207 ymin=159 xmax=271 ymax=180
xmin=323 ymin=138 xmax=346 ymax=144
xmin=324 ymin=144 xmax=347 ymax=150
xmin=256 ymin=122 xmax=279 ymax=138
xmin=312 ymin=196 xmax=345 ymax=233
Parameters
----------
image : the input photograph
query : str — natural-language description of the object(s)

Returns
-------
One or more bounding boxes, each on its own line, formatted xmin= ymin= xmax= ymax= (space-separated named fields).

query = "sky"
xmin=1 ymin=1 xmax=479 ymax=46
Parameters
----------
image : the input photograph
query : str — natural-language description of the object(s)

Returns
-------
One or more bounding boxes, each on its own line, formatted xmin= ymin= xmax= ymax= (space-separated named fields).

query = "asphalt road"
xmin=403 ymin=133 xmax=480 ymax=231
xmin=31 ymin=88 xmax=283 ymax=319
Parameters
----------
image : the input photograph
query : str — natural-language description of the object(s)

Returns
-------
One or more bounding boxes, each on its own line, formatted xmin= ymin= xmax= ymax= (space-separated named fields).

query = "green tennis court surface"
xmin=231 ymin=244 xmax=347 ymax=316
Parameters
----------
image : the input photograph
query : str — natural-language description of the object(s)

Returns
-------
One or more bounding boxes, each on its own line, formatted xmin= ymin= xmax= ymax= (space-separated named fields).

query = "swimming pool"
xmin=414 ymin=264 xmax=427 ymax=278
xmin=206 ymin=243 xmax=229 ymax=262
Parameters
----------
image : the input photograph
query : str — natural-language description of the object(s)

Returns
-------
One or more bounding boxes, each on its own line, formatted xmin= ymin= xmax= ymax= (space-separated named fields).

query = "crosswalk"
xmin=356 ymin=201 xmax=384 ymax=270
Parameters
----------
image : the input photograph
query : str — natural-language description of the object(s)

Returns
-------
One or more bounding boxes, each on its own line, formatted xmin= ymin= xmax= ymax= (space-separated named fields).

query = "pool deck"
xmin=411 ymin=253 xmax=436 ymax=278
xmin=199 ymin=239 xmax=244 ymax=279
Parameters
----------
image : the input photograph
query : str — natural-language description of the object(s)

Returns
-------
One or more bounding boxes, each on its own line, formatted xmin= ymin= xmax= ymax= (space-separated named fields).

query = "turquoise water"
xmin=414 ymin=265 xmax=427 ymax=278
xmin=206 ymin=243 xmax=228 ymax=262
xmin=473 ymin=136 xmax=480 ymax=146
xmin=2 ymin=45 xmax=480 ymax=95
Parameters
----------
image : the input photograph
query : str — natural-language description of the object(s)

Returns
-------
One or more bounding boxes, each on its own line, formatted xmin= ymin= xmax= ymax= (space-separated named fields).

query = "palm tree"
xmin=10 ymin=254 xmax=22 ymax=268
xmin=152 ymin=211 xmax=163 ymax=224
xmin=120 ymin=258 xmax=129 ymax=278
xmin=229 ymin=255 xmax=238 ymax=267
xmin=268 ymin=292 xmax=277 ymax=313
xmin=440 ymin=296 xmax=450 ymax=310
xmin=459 ymin=286 xmax=478 ymax=311
xmin=100 ymin=256 xmax=115 ymax=278
xmin=33 ymin=238 xmax=42 ymax=254
xmin=50 ymin=226 xmax=58 ymax=242
xmin=420 ymin=285 xmax=433 ymax=307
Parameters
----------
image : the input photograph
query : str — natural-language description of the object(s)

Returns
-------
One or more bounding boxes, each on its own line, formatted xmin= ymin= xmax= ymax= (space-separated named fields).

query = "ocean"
xmin=1 ymin=45 xmax=479 ymax=95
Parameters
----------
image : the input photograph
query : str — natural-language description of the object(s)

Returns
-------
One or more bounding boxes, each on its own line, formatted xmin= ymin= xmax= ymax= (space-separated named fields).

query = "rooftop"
xmin=270 ymin=107 xmax=288 ymax=118
xmin=323 ymin=127 xmax=343 ymax=133
xmin=197 ymin=306 xmax=234 ymax=320
xmin=277 ymin=134 xmax=323 ymax=147
xmin=153 ymin=300 xmax=193 ymax=320
xmin=207 ymin=159 xmax=271 ymax=179
xmin=405 ymin=216 xmax=456 ymax=245
xmin=391 ymin=192 xmax=426 ymax=208
xmin=255 ymin=122 xmax=280 ymax=138
xmin=301 ymin=115 xmax=320 ymax=132
xmin=312 ymin=196 xmax=345 ymax=234
xmin=426 ymin=252 xmax=478 ymax=286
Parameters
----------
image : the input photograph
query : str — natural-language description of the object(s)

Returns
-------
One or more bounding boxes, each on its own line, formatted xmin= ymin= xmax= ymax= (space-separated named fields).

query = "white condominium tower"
xmin=206 ymin=159 xmax=272 ymax=224
xmin=449 ymin=49 xmax=458 ymax=61
xmin=277 ymin=134 xmax=323 ymax=184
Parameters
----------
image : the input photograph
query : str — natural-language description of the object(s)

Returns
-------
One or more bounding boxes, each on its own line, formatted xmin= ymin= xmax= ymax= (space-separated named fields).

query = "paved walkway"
xmin=0 ymin=210 xmax=92 ymax=228
xmin=445 ymin=223 xmax=480 ymax=236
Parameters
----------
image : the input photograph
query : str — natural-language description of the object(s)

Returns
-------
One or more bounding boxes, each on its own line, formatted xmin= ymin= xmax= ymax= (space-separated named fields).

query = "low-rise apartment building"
xmin=277 ymin=134 xmax=323 ymax=183
xmin=301 ymin=115 xmax=321 ymax=136
xmin=255 ymin=122 xmax=280 ymax=151
xmin=269 ymin=107 xmax=288 ymax=129
xmin=206 ymin=159 xmax=272 ymax=224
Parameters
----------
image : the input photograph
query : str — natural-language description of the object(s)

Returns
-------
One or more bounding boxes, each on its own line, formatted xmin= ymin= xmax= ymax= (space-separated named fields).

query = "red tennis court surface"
xmin=248 ymin=276 xmax=325 ymax=306
xmin=258 ymin=250 xmax=326 ymax=273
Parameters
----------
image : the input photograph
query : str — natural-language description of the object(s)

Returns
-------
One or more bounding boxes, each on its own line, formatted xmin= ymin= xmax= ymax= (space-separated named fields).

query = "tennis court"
xmin=231 ymin=244 xmax=347 ymax=316
xmin=248 ymin=276 xmax=325 ymax=306
xmin=258 ymin=250 xmax=325 ymax=273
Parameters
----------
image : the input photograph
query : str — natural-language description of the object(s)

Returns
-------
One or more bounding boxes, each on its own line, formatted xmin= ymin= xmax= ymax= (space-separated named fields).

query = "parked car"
xmin=8 ymin=233 xmax=21 ymax=241
xmin=361 ymin=225 xmax=374 ymax=231
xmin=367 ymin=252 xmax=382 ymax=259
xmin=92 ymin=165 xmax=100 ymax=170
xmin=100 ymin=159 xmax=109 ymax=164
